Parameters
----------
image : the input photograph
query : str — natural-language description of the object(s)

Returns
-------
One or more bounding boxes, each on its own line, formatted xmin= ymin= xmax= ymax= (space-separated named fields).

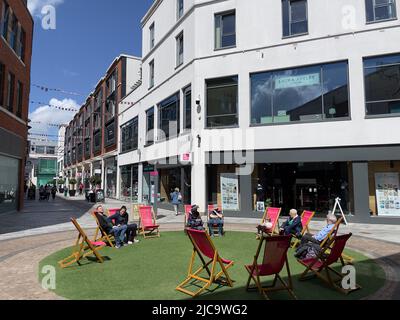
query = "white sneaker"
xmin=128 ymin=241 xmax=133 ymax=245
xmin=134 ymin=239 xmax=140 ymax=243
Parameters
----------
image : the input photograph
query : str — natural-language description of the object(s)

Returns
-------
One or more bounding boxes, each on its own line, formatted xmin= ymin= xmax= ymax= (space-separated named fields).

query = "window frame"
xmin=214 ymin=10 xmax=236 ymax=50
xmin=282 ymin=0 xmax=309 ymax=38
xmin=120 ymin=117 xmax=139 ymax=154
xmin=157 ymin=92 xmax=180 ymax=141
xmin=366 ymin=0 xmax=397 ymax=23
xmin=6 ymin=72 xmax=14 ymax=112
xmin=149 ymin=22 xmax=155 ymax=50
xmin=183 ymin=85 xmax=192 ymax=131
xmin=16 ymin=80 xmax=22 ymax=118
xmin=177 ymin=0 xmax=184 ymax=20
xmin=176 ymin=31 xmax=184 ymax=67
xmin=145 ymin=107 xmax=155 ymax=146
xmin=149 ymin=60 xmax=155 ymax=89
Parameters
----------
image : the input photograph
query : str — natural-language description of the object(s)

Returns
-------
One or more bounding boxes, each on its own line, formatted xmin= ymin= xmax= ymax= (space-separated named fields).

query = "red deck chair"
xmin=259 ymin=207 xmax=281 ymax=236
xmin=107 ymin=208 xmax=120 ymax=224
xmin=291 ymin=210 xmax=315 ymax=248
xmin=245 ymin=235 xmax=296 ymax=300
xmin=58 ymin=218 xmax=106 ymax=268
xmin=176 ymin=228 xmax=234 ymax=297
xmin=138 ymin=206 xmax=160 ymax=239
xmin=298 ymin=233 xmax=360 ymax=294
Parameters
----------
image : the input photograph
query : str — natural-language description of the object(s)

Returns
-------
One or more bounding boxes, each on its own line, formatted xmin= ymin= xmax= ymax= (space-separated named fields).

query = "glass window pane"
xmin=291 ymin=21 xmax=308 ymax=35
xmin=365 ymin=65 xmax=400 ymax=102
xmin=251 ymin=73 xmax=274 ymax=124
xmin=291 ymin=0 xmax=307 ymax=22
xmin=222 ymin=13 xmax=235 ymax=35
xmin=282 ymin=0 xmax=290 ymax=37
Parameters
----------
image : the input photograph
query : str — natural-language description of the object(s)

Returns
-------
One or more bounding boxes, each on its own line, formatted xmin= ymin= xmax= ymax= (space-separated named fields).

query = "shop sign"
xmin=144 ymin=165 xmax=155 ymax=173
xmin=180 ymin=153 xmax=192 ymax=163
xmin=375 ymin=172 xmax=400 ymax=217
xmin=220 ymin=174 xmax=240 ymax=211
xmin=150 ymin=171 xmax=159 ymax=177
xmin=275 ymin=73 xmax=320 ymax=89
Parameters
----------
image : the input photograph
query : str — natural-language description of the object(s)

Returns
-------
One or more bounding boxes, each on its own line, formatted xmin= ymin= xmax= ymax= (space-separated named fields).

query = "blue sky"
xmin=28 ymin=0 xmax=153 ymax=139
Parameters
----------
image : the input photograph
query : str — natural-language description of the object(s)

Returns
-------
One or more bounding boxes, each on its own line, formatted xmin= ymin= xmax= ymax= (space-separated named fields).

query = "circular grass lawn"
xmin=39 ymin=231 xmax=385 ymax=300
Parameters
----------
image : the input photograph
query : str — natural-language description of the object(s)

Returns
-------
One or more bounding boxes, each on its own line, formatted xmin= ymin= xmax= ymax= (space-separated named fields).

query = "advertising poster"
xmin=220 ymin=174 xmax=239 ymax=211
xmin=375 ymin=172 xmax=400 ymax=217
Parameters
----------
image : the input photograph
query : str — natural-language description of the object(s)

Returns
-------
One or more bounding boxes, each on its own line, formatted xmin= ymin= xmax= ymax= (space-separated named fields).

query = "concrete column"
xmin=191 ymin=162 xmax=206 ymax=213
xmin=352 ymin=162 xmax=370 ymax=222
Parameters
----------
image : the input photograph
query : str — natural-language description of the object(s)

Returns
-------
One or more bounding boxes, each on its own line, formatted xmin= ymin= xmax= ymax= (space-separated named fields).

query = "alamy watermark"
xmin=40 ymin=5 xmax=57 ymax=30
xmin=41 ymin=265 xmax=56 ymax=290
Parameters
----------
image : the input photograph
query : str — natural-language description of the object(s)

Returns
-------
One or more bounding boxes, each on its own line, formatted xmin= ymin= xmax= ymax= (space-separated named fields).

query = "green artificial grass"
xmin=39 ymin=231 xmax=385 ymax=300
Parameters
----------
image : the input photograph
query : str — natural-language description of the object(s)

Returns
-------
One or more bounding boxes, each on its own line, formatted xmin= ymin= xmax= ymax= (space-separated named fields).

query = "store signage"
xmin=220 ymin=174 xmax=240 ymax=211
xmin=144 ymin=165 xmax=155 ymax=173
xmin=180 ymin=153 xmax=192 ymax=163
xmin=375 ymin=172 xmax=400 ymax=217
xmin=150 ymin=171 xmax=159 ymax=177
xmin=275 ymin=73 xmax=320 ymax=89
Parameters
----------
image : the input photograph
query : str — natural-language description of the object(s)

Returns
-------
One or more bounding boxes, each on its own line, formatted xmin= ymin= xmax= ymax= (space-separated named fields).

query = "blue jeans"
xmin=208 ymin=218 xmax=224 ymax=235
xmin=110 ymin=225 xmax=128 ymax=246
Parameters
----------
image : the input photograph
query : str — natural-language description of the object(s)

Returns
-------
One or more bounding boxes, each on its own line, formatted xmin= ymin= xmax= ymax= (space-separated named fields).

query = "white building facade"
xmin=118 ymin=0 xmax=400 ymax=224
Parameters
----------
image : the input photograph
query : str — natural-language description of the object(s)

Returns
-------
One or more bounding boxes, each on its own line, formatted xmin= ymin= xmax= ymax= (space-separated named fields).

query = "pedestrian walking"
xmin=170 ymin=187 xmax=182 ymax=216
xmin=51 ymin=185 xmax=57 ymax=200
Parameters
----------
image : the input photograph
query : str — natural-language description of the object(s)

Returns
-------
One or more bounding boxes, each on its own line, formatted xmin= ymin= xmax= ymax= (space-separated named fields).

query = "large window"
xmin=1 ymin=2 xmax=10 ymax=39
xmin=93 ymin=131 xmax=101 ymax=153
xmin=206 ymin=76 xmax=238 ymax=128
xmin=215 ymin=11 xmax=236 ymax=49
xmin=183 ymin=85 xmax=192 ymax=130
xmin=105 ymin=121 xmax=115 ymax=146
xmin=146 ymin=107 xmax=155 ymax=146
xmin=282 ymin=0 xmax=308 ymax=37
xmin=6 ymin=72 xmax=14 ymax=112
xmin=251 ymin=61 xmax=350 ymax=125
xmin=1 ymin=4 xmax=25 ymax=61
xmin=364 ymin=53 xmax=400 ymax=116
xmin=149 ymin=23 xmax=155 ymax=50
xmin=149 ymin=60 xmax=155 ymax=88
xmin=158 ymin=93 xmax=180 ymax=140
xmin=121 ymin=117 xmax=138 ymax=153
xmin=0 ymin=62 xmax=4 ymax=107
xmin=366 ymin=0 xmax=397 ymax=23
xmin=177 ymin=0 xmax=184 ymax=19
xmin=176 ymin=32 xmax=184 ymax=67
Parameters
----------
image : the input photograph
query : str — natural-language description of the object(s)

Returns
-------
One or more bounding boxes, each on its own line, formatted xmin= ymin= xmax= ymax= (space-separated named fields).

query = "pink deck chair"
xmin=291 ymin=210 xmax=315 ymax=248
xmin=176 ymin=228 xmax=234 ymax=297
xmin=298 ymin=233 xmax=361 ymax=294
xmin=245 ymin=235 xmax=296 ymax=299
xmin=259 ymin=207 xmax=282 ymax=236
xmin=138 ymin=206 xmax=160 ymax=239
xmin=107 ymin=208 xmax=120 ymax=224
xmin=184 ymin=205 xmax=192 ymax=231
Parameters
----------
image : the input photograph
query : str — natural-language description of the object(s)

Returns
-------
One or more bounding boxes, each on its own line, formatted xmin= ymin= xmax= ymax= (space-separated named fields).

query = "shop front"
xmin=0 ymin=155 xmax=19 ymax=214
xmin=120 ymin=164 xmax=139 ymax=202
xmin=105 ymin=157 xmax=117 ymax=199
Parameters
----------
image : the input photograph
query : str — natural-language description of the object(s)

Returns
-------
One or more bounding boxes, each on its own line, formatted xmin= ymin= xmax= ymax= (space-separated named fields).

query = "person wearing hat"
xmin=170 ymin=187 xmax=183 ymax=216
xmin=187 ymin=205 xmax=204 ymax=230
xmin=208 ymin=208 xmax=224 ymax=237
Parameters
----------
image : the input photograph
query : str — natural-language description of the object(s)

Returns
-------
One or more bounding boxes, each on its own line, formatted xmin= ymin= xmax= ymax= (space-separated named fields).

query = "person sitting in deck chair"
xmin=187 ymin=205 xmax=205 ymax=231
xmin=208 ymin=208 xmax=224 ymax=237
xmin=110 ymin=206 xmax=140 ymax=245
xmin=294 ymin=214 xmax=337 ymax=259
xmin=279 ymin=209 xmax=302 ymax=237
xmin=95 ymin=205 xmax=127 ymax=249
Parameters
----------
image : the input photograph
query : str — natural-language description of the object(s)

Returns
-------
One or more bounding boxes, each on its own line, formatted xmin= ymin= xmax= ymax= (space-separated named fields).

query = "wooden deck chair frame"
xmin=58 ymin=218 xmax=105 ymax=269
xmin=245 ymin=235 xmax=296 ymax=300
xmin=138 ymin=206 xmax=160 ymax=239
xmin=92 ymin=211 xmax=115 ymax=248
xmin=260 ymin=207 xmax=282 ymax=236
xmin=291 ymin=210 xmax=315 ymax=248
xmin=298 ymin=233 xmax=361 ymax=294
xmin=176 ymin=229 xmax=234 ymax=297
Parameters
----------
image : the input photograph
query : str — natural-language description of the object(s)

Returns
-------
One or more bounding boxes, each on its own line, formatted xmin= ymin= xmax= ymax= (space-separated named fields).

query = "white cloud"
xmin=28 ymin=0 xmax=64 ymax=17
xmin=29 ymin=98 xmax=79 ymax=134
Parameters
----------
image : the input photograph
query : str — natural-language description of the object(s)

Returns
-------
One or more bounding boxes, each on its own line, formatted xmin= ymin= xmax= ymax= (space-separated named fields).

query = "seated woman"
xmin=279 ymin=209 xmax=302 ymax=237
xmin=208 ymin=208 xmax=224 ymax=237
xmin=187 ymin=205 xmax=205 ymax=231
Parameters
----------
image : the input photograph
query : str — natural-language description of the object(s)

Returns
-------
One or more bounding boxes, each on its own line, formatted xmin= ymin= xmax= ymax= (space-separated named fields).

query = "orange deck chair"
xmin=92 ymin=211 xmax=115 ymax=247
xmin=58 ymin=218 xmax=106 ymax=268
xmin=138 ymin=206 xmax=160 ymax=239
xmin=176 ymin=228 xmax=234 ymax=297
xmin=245 ymin=235 xmax=296 ymax=300
xmin=259 ymin=207 xmax=282 ymax=236
xmin=298 ymin=233 xmax=361 ymax=294
xmin=291 ymin=210 xmax=315 ymax=248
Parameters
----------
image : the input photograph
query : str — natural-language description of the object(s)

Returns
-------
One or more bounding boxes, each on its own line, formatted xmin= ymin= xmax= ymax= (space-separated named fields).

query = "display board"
xmin=375 ymin=172 xmax=400 ymax=217
xmin=220 ymin=174 xmax=240 ymax=211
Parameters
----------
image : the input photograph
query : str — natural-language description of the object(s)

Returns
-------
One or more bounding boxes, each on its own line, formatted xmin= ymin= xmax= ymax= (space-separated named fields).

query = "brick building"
xmin=0 ymin=0 xmax=33 ymax=213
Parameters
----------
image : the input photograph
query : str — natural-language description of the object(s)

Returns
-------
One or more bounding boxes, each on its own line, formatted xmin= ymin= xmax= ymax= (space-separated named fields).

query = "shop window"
xmin=364 ymin=53 xmax=400 ymax=116
xmin=366 ymin=0 xmax=397 ymax=23
xmin=251 ymin=61 xmax=349 ymax=125
xmin=206 ymin=76 xmax=238 ymax=128
xmin=158 ymin=93 xmax=180 ymax=140
xmin=282 ymin=0 xmax=308 ymax=37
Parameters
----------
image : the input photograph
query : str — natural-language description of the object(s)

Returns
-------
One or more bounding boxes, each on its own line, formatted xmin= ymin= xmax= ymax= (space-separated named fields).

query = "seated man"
xmin=208 ymin=208 xmax=224 ymax=237
xmin=187 ymin=205 xmax=205 ymax=231
xmin=294 ymin=214 xmax=337 ymax=259
xmin=95 ymin=205 xmax=127 ymax=249
xmin=111 ymin=206 xmax=140 ymax=245
xmin=279 ymin=209 xmax=302 ymax=237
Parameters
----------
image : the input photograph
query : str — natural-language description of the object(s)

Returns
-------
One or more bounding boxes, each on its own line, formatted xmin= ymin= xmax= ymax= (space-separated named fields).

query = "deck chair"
xmin=298 ymin=233 xmax=361 ymax=294
xmin=176 ymin=228 xmax=234 ymax=297
xmin=138 ymin=206 xmax=160 ymax=239
xmin=245 ymin=235 xmax=296 ymax=300
xmin=58 ymin=218 xmax=106 ymax=268
xmin=92 ymin=211 xmax=115 ymax=247
xmin=259 ymin=207 xmax=282 ymax=236
xmin=291 ymin=210 xmax=315 ymax=248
